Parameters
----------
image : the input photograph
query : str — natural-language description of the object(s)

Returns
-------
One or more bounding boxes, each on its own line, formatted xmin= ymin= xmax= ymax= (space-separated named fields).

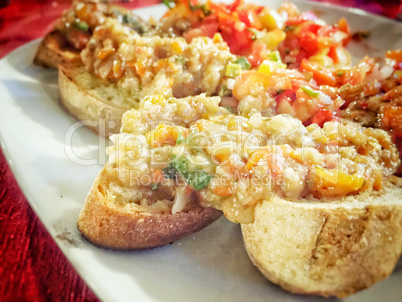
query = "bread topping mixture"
xmin=107 ymin=95 xmax=400 ymax=223
xmin=81 ymin=19 xmax=235 ymax=102
xmin=56 ymin=1 xmax=150 ymax=50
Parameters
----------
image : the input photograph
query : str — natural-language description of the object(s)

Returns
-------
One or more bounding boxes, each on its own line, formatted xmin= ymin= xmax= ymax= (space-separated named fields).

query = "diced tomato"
xmin=317 ymin=25 xmax=337 ymax=38
xmin=247 ymin=42 xmax=266 ymax=67
xmin=311 ymin=109 xmax=336 ymax=127
xmin=302 ymin=22 xmax=321 ymax=35
xmin=342 ymin=57 xmax=375 ymax=86
xmin=219 ymin=16 xmax=253 ymax=54
xmin=360 ymin=102 xmax=368 ymax=110
xmin=337 ymin=17 xmax=351 ymax=46
xmin=301 ymin=59 xmax=337 ymax=86
xmin=275 ymin=89 xmax=296 ymax=104
xmin=281 ymin=16 xmax=349 ymax=66
xmin=300 ymin=31 xmax=318 ymax=53
xmin=382 ymin=107 xmax=402 ymax=137
xmin=237 ymin=9 xmax=262 ymax=29
xmin=386 ymin=50 xmax=402 ymax=63
xmin=183 ymin=21 xmax=219 ymax=41
xmin=225 ymin=0 xmax=244 ymax=12
xmin=207 ymin=1 xmax=229 ymax=14
xmin=328 ymin=47 xmax=339 ymax=64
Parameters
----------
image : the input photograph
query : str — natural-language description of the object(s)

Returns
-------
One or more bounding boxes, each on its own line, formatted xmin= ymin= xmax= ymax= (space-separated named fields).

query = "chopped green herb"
xmin=219 ymin=85 xmax=231 ymax=97
xmin=224 ymin=106 xmax=234 ymax=113
xmin=166 ymin=156 xmax=212 ymax=190
xmin=268 ymin=51 xmax=282 ymax=63
xmin=302 ymin=86 xmax=320 ymax=98
xmin=336 ymin=71 xmax=344 ymax=77
xmin=112 ymin=9 xmax=121 ymax=16
xmin=171 ymin=156 xmax=188 ymax=176
xmin=174 ymin=56 xmax=187 ymax=65
xmin=234 ymin=57 xmax=251 ymax=70
xmin=247 ymin=28 xmax=263 ymax=40
xmin=150 ymin=183 xmax=159 ymax=190
xmin=187 ymin=0 xmax=212 ymax=15
xmin=176 ymin=132 xmax=185 ymax=144
xmin=122 ymin=14 xmax=146 ymax=34
xmin=188 ymin=171 xmax=212 ymax=190
xmin=76 ymin=21 xmax=89 ymax=32
xmin=162 ymin=0 xmax=175 ymax=9
xmin=122 ymin=14 xmax=130 ymax=24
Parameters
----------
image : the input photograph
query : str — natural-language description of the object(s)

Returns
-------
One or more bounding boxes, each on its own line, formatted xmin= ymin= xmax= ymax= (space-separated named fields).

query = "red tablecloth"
xmin=0 ymin=0 xmax=401 ymax=301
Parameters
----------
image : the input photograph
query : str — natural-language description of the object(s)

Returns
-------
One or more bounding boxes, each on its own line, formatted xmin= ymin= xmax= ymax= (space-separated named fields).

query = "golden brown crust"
xmin=34 ymin=31 xmax=81 ymax=68
xmin=241 ymin=180 xmax=402 ymax=298
xmin=58 ymin=64 xmax=128 ymax=137
xmin=78 ymin=166 xmax=222 ymax=250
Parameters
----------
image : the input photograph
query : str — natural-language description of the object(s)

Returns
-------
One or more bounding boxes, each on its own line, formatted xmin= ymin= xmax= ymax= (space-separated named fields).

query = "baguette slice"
xmin=78 ymin=165 xmax=222 ymax=250
xmin=241 ymin=176 xmax=402 ymax=298
xmin=58 ymin=64 xmax=133 ymax=136
xmin=34 ymin=31 xmax=81 ymax=68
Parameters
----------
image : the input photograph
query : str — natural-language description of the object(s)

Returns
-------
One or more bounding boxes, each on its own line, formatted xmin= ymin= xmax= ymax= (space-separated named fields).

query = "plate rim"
xmin=0 ymin=1 xmax=401 ymax=301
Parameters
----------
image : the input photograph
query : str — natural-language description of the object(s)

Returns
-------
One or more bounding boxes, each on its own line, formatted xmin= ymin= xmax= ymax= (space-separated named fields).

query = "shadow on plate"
xmin=84 ymin=217 xmax=339 ymax=302
xmin=77 ymin=212 xmax=402 ymax=302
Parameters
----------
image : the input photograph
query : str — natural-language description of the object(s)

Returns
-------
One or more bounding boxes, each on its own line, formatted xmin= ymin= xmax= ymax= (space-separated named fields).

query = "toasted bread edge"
xmin=241 ymin=179 xmax=402 ymax=298
xmin=78 ymin=166 xmax=222 ymax=250
xmin=58 ymin=65 xmax=127 ymax=137
xmin=34 ymin=31 xmax=81 ymax=68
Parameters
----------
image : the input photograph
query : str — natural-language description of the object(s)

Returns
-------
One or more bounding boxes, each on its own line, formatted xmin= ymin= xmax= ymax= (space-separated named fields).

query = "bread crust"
xmin=58 ymin=64 xmax=128 ymax=137
xmin=34 ymin=31 xmax=81 ymax=68
xmin=78 ymin=166 xmax=222 ymax=250
xmin=241 ymin=178 xmax=402 ymax=298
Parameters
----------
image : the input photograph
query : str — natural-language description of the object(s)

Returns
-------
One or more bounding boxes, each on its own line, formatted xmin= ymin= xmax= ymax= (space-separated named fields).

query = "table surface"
xmin=0 ymin=0 xmax=400 ymax=301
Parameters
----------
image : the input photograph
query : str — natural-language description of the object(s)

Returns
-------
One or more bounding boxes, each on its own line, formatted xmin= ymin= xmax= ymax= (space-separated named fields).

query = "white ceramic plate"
xmin=1 ymin=1 xmax=402 ymax=301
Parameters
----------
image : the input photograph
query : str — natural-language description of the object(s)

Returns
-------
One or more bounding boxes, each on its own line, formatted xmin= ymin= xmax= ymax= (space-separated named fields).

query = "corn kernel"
xmin=171 ymin=41 xmax=183 ymax=54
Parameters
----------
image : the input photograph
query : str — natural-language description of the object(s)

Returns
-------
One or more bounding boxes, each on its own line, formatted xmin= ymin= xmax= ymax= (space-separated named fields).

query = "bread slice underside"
xmin=33 ymin=31 xmax=81 ymax=68
xmin=78 ymin=166 xmax=222 ymax=250
xmin=241 ymin=176 xmax=402 ymax=298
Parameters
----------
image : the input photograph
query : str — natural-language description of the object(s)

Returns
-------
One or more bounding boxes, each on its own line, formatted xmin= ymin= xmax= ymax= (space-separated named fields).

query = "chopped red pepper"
xmin=301 ymin=59 xmax=337 ymax=86
xmin=386 ymin=50 xmax=402 ymax=63
xmin=311 ymin=109 xmax=336 ymax=127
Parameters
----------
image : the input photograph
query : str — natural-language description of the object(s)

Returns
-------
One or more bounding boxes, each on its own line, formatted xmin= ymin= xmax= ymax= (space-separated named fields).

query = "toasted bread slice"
xmin=241 ymin=176 xmax=402 ymax=298
xmin=34 ymin=31 xmax=81 ymax=68
xmin=57 ymin=19 xmax=235 ymax=136
xmin=58 ymin=64 xmax=133 ymax=136
xmin=78 ymin=165 xmax=222 ymax=250
xmin=33 ymin=0 xmax=152 ymax=69
xmin=59 ymin=63 xmax=230 ymax=137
